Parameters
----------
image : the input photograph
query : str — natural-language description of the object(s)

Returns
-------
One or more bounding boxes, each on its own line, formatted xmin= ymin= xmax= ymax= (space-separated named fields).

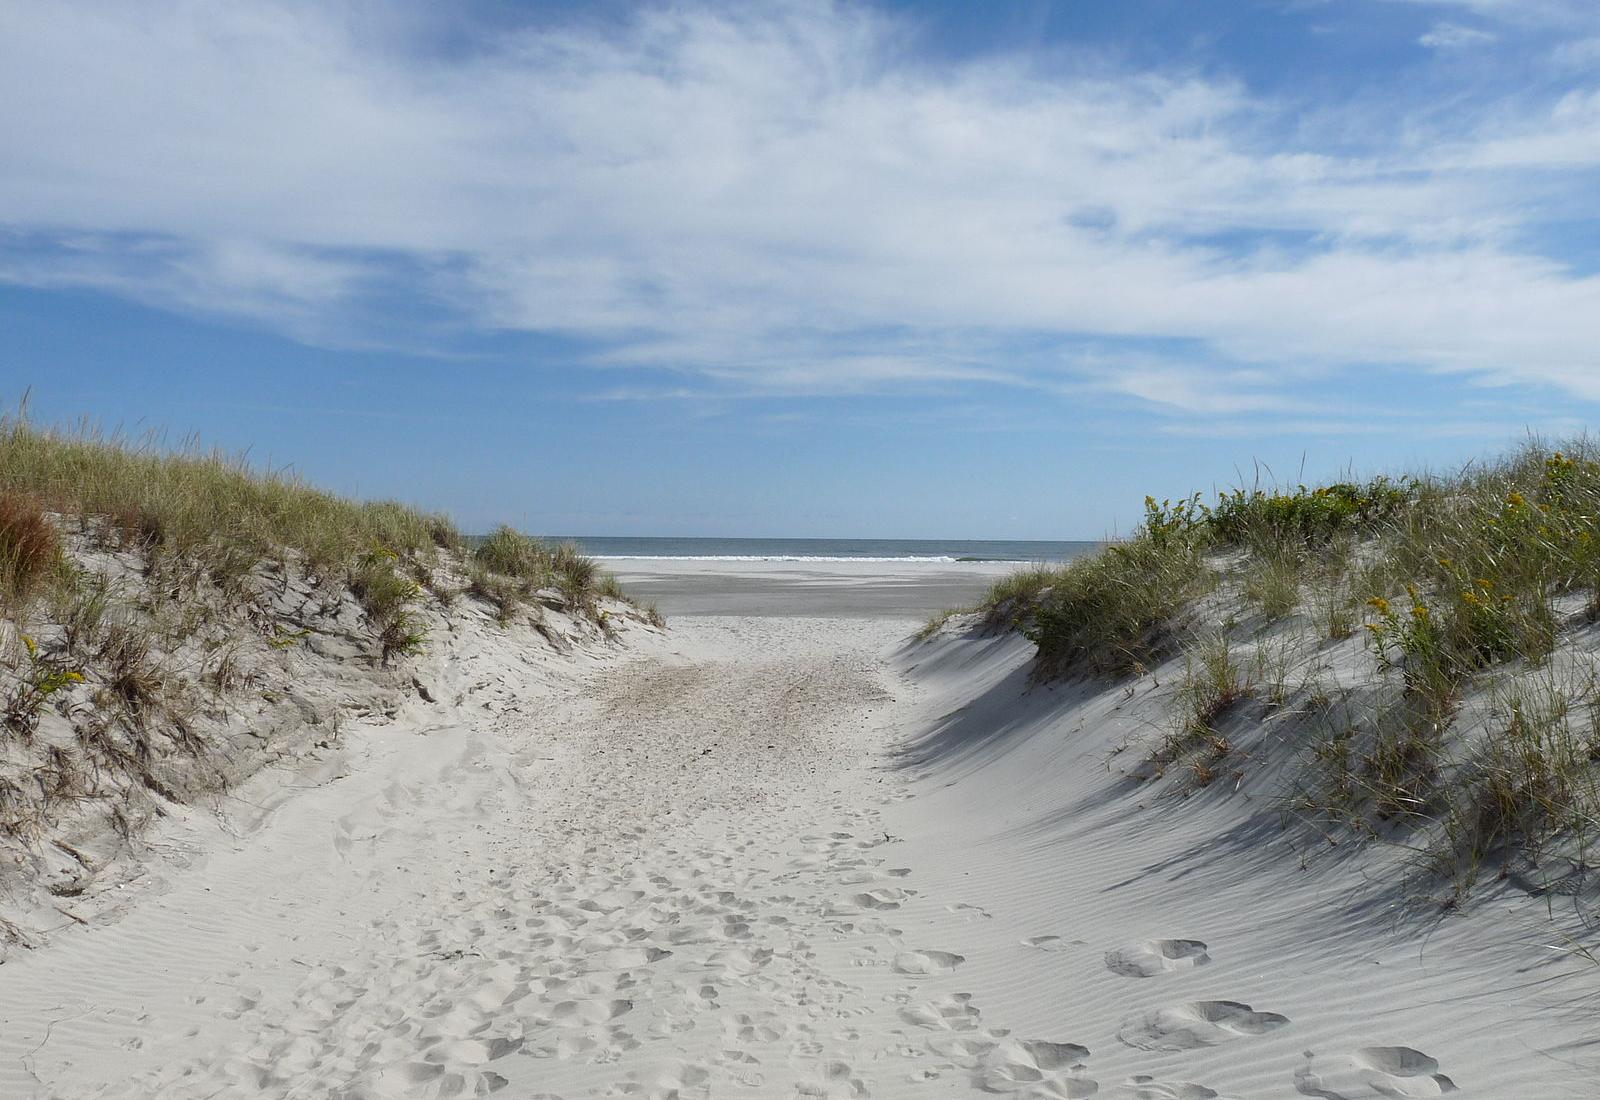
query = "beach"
xmin=603 ymin=556 xmax=1021 ymax=617
xmin=0 ymin=560 xmax=1592 ymax=1098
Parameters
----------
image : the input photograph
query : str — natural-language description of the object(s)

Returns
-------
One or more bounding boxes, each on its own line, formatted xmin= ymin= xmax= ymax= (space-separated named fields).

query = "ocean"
xmin=546 ymin=536 xmax=1099 ymax=563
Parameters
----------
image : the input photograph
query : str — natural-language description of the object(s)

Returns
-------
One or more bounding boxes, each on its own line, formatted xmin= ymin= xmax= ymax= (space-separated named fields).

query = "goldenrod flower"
xmin=1367 ymin=596 xmax=1390 ymax=614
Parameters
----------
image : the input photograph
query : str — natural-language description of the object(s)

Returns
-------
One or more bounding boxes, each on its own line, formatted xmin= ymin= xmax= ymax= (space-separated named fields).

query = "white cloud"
xmin=1418 ymin=22 xmax=1496 ymax=48
xmin=1 ymin=0 xmax=1599 ymax=414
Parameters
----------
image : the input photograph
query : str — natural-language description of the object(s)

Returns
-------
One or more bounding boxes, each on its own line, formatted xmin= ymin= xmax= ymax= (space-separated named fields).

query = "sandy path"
xmin=3 ymin=617 xmax=1008 ymax=1099
xmin=5 ymin=613 xmax=1591 ymax=1098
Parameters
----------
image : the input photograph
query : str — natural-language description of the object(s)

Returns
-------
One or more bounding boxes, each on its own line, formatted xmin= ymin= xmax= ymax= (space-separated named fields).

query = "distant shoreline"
xmin=545 ymin=536 xmax=1101 ymax=565
xmin=593 ymin=554 xmax=1007 ymax=563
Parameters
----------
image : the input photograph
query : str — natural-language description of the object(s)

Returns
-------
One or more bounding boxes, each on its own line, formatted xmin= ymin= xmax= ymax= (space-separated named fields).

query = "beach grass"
xmin=0 ymin=407 xmax=652 ymax=881
xmin=974 ymin=438 xmax=1600 ymax=897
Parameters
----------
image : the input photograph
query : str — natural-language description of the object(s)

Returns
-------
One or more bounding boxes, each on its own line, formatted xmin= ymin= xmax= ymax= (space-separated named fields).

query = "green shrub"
xmin=1208 ymin=478 xmax=1413 ymax=551
xmin=1022 ymin=501 xmax=1212 ymax=677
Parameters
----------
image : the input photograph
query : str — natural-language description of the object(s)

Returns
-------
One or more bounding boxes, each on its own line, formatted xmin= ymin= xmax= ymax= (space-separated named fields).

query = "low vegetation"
xmin=0 ymin=409 xmax=654 ymax=928
xmin=949 ymin=440 xmax=1600 ymax=903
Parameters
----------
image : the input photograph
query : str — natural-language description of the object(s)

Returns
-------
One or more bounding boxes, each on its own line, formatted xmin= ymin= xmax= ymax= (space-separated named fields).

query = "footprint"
xmin=926 ymin=1034 xmax=996 ymax=1066
xmin=850 ymin=888 xmax=912 ymax=911
xmin=946 ymin=903 xmax=992 ymax=920
xmin=977 ymin=1037 xmax=1090 ymax=1091
xmin=605 ymin=946 xmax=672 ymax=968
xmin=796 ymin=1059 xmax=870 ymax=1099
xmin=548 ymin=999 xmax=634 ymax=1027
xmin=1104 ymin=939 xmax=1210 ymax=979
xmin=892 ymin=949 xmax=966 ymax=975
xmin=899 ymin=993 xmax=982 ymax=1031
xmin=1126 ymin=1075 xmax=1237 ymax=1100
xmin=1021 ymin=936 xmax=1080 ymax=952
xmin=1117 ymin=1001 xmax=1288 ymax=1051
xmin=1294 ymin=1047 xmax=1457 ymax=1098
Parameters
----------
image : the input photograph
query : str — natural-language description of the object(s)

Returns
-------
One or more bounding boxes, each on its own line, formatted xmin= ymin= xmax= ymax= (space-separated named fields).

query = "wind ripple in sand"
xmin=1116 ymin=1000 xmax=1290 ymax=1051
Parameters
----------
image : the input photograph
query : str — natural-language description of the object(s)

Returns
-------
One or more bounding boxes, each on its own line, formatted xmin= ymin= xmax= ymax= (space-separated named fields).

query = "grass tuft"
xmin=1019 ymin=498 xmax=1212 ymax=677
xmin=0 ymin=490 xmax=61 ymax=605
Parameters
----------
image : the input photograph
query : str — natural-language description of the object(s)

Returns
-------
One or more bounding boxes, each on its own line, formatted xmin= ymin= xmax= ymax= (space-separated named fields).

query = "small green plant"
xmin=916 ymin=608 xmax=957 ymax=642
xmin=1157 ymin=631 xmax=1254 ymax=771
xmin=1243 ymin=549 xmax=1303 ymax=619
xmin=268 ymin=627 xmax=311 ymax=650
xmin=467 ymin=565 xmax=524 ymax=624
xmin=4 ymin=634 xmax=84 ymax=736
xmin=350 ymin=548 xmax=426 ymax=664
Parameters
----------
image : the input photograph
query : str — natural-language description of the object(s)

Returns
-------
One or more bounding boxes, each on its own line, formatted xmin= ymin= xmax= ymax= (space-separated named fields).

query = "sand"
xmin=603 ymin=557 xmax=1019 ymax=617
xmin=0 ymin=564 xmax=1593 ymax=1097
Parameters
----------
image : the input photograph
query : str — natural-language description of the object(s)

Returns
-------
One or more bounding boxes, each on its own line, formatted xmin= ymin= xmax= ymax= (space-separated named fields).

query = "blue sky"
xmin=3 ymin=0 xmax=1599 ymax=538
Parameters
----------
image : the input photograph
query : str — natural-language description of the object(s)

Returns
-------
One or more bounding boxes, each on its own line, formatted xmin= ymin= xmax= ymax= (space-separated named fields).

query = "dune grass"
xmin=0 ymin=411 xmax=640 ymax=636
xmin=0 ymin=408 xmax=653 ymax=887
xmin=974 ymin=439 xmax=1600 ymax=898
xmin=0 ymin=412 xmax=457 ymax=587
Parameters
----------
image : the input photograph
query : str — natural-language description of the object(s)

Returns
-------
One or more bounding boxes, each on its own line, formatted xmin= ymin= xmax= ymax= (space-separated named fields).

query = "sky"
xmin=3 ymin=0 xmax=1600 ymax=539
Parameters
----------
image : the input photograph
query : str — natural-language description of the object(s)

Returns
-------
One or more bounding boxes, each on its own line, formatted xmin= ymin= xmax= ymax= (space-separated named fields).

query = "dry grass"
xmin=0 ymin=491 xmax=61 ymax=605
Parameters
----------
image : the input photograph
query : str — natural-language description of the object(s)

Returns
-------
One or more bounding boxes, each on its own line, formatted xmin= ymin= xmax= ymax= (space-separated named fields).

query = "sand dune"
xmin=0 ymin=611 xmax=1592 ymax=1097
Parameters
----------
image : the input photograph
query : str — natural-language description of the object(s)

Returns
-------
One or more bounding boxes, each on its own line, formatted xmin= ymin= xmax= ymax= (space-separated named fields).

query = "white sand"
xmin=0 ymin=574 xmax=1593 ymax=1096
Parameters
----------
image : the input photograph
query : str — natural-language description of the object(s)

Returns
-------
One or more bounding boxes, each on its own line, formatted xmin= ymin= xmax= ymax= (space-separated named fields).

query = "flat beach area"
xmin=603 ymin=557 xmax=1021 ymax=617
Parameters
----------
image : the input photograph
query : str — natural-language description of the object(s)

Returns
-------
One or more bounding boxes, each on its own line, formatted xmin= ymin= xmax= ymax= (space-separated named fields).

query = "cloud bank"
xmin=2 ymin=0 xmax=1599 ymax=415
